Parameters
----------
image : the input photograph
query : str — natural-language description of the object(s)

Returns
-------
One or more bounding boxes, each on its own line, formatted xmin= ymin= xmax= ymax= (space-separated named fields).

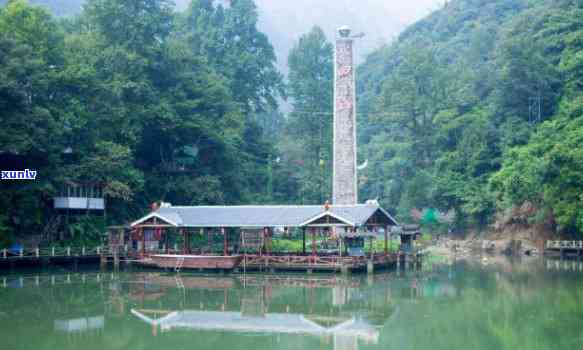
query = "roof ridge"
xmin=163 ymin=204 xmax=374 ymax=209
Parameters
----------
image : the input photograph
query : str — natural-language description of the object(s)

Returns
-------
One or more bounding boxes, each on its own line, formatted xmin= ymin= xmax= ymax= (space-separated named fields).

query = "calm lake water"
xmin=1 ymin=259 xmax=583 ymax=350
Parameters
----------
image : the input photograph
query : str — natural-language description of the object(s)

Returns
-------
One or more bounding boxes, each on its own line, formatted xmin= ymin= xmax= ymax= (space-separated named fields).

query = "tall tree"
xmin=280 ymin=26 xmax=333 ymax=204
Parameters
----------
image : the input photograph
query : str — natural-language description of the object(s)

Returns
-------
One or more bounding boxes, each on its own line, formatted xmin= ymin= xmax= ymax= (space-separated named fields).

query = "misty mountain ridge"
xmin=1 ymin=0 xmax=443 ymax=72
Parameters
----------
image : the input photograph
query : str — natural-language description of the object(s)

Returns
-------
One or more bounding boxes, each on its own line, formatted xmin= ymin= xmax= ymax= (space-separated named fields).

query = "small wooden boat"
xmin=148 ymin=254 xmax=243 ymax=270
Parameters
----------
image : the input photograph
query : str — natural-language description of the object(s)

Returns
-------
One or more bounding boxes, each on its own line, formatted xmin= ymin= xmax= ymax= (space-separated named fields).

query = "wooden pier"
xmin=1 ymin=246 xmax=421 ymax=274
xmin=240 ymin=252 xmax=421 ymax=274
xmin=544 ymin=241 xmax=583 ymax=259
xmin=242 ymin=253 xmax=394 ymax=273
xmin=0 ymin=246 xmax=131 ymax=268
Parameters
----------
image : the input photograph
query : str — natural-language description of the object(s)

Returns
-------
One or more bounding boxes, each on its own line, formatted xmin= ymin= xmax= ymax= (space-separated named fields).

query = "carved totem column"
xmin=333 ymin=26 xmax=358 ymax=205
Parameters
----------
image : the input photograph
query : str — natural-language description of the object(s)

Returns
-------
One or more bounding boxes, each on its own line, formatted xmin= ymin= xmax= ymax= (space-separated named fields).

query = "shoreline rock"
xmin=423 ymin=237 xmax=540 ymax=260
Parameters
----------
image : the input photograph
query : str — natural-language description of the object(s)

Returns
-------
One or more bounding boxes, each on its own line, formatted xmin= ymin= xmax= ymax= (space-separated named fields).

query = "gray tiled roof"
xmin=152 ymin=204 xmax=397 ymax=228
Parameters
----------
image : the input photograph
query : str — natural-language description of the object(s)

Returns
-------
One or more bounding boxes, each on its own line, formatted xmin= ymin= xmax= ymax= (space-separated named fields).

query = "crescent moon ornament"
xmin=357 ymin=159 xmax=369 ymax=170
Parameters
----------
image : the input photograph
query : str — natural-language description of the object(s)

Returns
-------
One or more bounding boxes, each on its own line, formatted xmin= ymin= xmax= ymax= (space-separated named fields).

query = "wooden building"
xmin=128 ymin=202 xmax=398 ymax=272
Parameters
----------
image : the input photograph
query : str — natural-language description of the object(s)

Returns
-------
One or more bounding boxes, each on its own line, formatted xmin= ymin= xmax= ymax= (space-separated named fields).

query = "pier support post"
xmin=341 ymin=265 xmax=350 ymax=275
xmin=367 ymin=260 xmax=374 ymax=275
xmin=2 ymin=248 xmax=6 ymax=259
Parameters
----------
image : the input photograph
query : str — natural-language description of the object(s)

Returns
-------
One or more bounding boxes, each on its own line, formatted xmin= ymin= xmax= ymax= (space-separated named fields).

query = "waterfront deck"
xmin=0 ymin=246 xmax=132 ymax=268
xmin=1 ymin=246 xmax=420 ymax=274
xmin=241 ymin=253 xmax=400 ymax=273
xmin=544 ymin=241 xmax=583 ymax=258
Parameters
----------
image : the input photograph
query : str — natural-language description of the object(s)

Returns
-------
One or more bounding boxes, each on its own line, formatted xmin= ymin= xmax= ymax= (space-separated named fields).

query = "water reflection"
xmin=126 ymin=274 xmax=395 ymax=350
xmin=1 ymin=261 xmax=583 ymax=350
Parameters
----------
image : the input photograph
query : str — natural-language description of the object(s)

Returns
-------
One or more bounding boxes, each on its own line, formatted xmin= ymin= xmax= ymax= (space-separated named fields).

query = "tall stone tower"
xmin=332 ymin=25 xmax=358 ymax=205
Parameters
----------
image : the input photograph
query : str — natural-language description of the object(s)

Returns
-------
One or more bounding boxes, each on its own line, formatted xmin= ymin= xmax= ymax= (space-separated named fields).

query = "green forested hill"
xmin=1 ymin=0 xmax=582 ymax=244
xmin=0 ymin=0 xmax=283 ymax=244
xmin=357 ymin=0 xmax=583 ymax=235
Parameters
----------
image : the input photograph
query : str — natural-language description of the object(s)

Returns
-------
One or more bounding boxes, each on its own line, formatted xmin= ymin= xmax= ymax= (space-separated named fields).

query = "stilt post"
xmin=384 ymin=225 xmax=389 ymax=255
xmin=222 ymin=227 xmax=228 ymax=256
xmin=311 ymin=228 xmax=317 ymax=259
xmin=141 ymin=227 xmax=146 ymax=257
xmin=302 ymin=227 xmax=306 ymax=255
xmin=165 ymin=228 xmax=169 ymax=253
xmin=180 ymin=228 xmax=186 ymax=254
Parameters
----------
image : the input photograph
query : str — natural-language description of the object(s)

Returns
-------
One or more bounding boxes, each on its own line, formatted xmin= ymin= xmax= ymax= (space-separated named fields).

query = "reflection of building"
xmin=131 ymin=309 xmax=378 ymax=349
xmin=125 ymin=273 xmax=397 ymax=350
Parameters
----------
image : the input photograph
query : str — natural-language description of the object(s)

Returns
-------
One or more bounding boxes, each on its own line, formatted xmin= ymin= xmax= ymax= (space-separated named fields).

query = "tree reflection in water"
xmin=1 ymin=260 xmax=583 ymax=350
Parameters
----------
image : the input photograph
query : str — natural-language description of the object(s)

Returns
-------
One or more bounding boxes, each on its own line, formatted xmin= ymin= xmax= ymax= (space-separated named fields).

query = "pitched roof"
xmin=131 ymin=204 xmax=398 ymax=228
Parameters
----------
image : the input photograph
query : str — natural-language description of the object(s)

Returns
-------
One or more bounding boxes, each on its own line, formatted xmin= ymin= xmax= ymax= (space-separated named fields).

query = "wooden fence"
xmin=546 ymin=241 xmax=583 ymax=250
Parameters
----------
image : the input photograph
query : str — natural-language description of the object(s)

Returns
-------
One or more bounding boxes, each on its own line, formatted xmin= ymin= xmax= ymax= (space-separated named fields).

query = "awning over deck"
xmin=130 ymin=204 xmax=398 ymax=229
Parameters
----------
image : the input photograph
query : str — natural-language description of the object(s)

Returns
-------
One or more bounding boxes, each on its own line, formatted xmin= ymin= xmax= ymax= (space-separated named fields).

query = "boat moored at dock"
xmin=146 ymin=254 xmax=243 ymax=270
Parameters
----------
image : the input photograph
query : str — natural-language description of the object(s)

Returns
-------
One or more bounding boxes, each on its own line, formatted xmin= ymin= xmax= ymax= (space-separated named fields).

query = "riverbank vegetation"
xmin=1 ymin=0 xmax=582 ymax=246
xmin=357 ymin=0 xmax=583 ymax=237
xmin=0 ymin=0 xmax=284 ymax=245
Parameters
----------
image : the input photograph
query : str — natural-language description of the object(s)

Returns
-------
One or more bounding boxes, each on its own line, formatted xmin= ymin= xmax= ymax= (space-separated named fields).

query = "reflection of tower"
xmin=333 ymin=25 xmax=358 ymax=205
xmin=334 ymin=334 xmax=358 ymax=350
xmin=332 ymin=285 xmax=347 ymax=306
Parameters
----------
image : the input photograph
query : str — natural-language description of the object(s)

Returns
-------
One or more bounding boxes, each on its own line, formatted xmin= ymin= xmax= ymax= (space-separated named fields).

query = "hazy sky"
xmin=252 ymin=0 xmax=445 ymax=70
xmin=5 ymin=0 xmax=446 ymax=70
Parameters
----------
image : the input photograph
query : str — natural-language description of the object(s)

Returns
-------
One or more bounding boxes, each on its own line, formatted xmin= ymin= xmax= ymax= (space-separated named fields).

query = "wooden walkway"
xmin=0 ymin=246 xmax=130 ymax=267
xmin=545 ymin=241 xmax=583 ymax=258
xmin=1 ymin=246 xmax=421 ymax=274
xmin=241 ymin=253 xmax=409 ymax=273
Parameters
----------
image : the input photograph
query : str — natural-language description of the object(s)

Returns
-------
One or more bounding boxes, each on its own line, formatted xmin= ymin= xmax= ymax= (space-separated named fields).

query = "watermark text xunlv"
xmin=1 ymin=169 xmax=37 ymax=180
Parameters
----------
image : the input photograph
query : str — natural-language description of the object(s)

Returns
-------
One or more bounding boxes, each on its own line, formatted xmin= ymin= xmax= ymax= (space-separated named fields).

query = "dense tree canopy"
xmin=357 ymin=0 xmax=583 ymax=235
xmin=0 ymin=0 xmax=283 ymax=245
xmin=1 ymin=0 xmax=583 ymax=245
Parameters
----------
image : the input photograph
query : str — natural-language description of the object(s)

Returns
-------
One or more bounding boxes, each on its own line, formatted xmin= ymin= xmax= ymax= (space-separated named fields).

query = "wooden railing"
xmin=0 ymin=244 xmax=210 ymax=260
xmin=546 ymin=241 xmax=583 ymax=249
xmin=1 ymin=246 xmax=128 ymax=259
xmin=243 ymin=253 xmax=394 ymax=268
